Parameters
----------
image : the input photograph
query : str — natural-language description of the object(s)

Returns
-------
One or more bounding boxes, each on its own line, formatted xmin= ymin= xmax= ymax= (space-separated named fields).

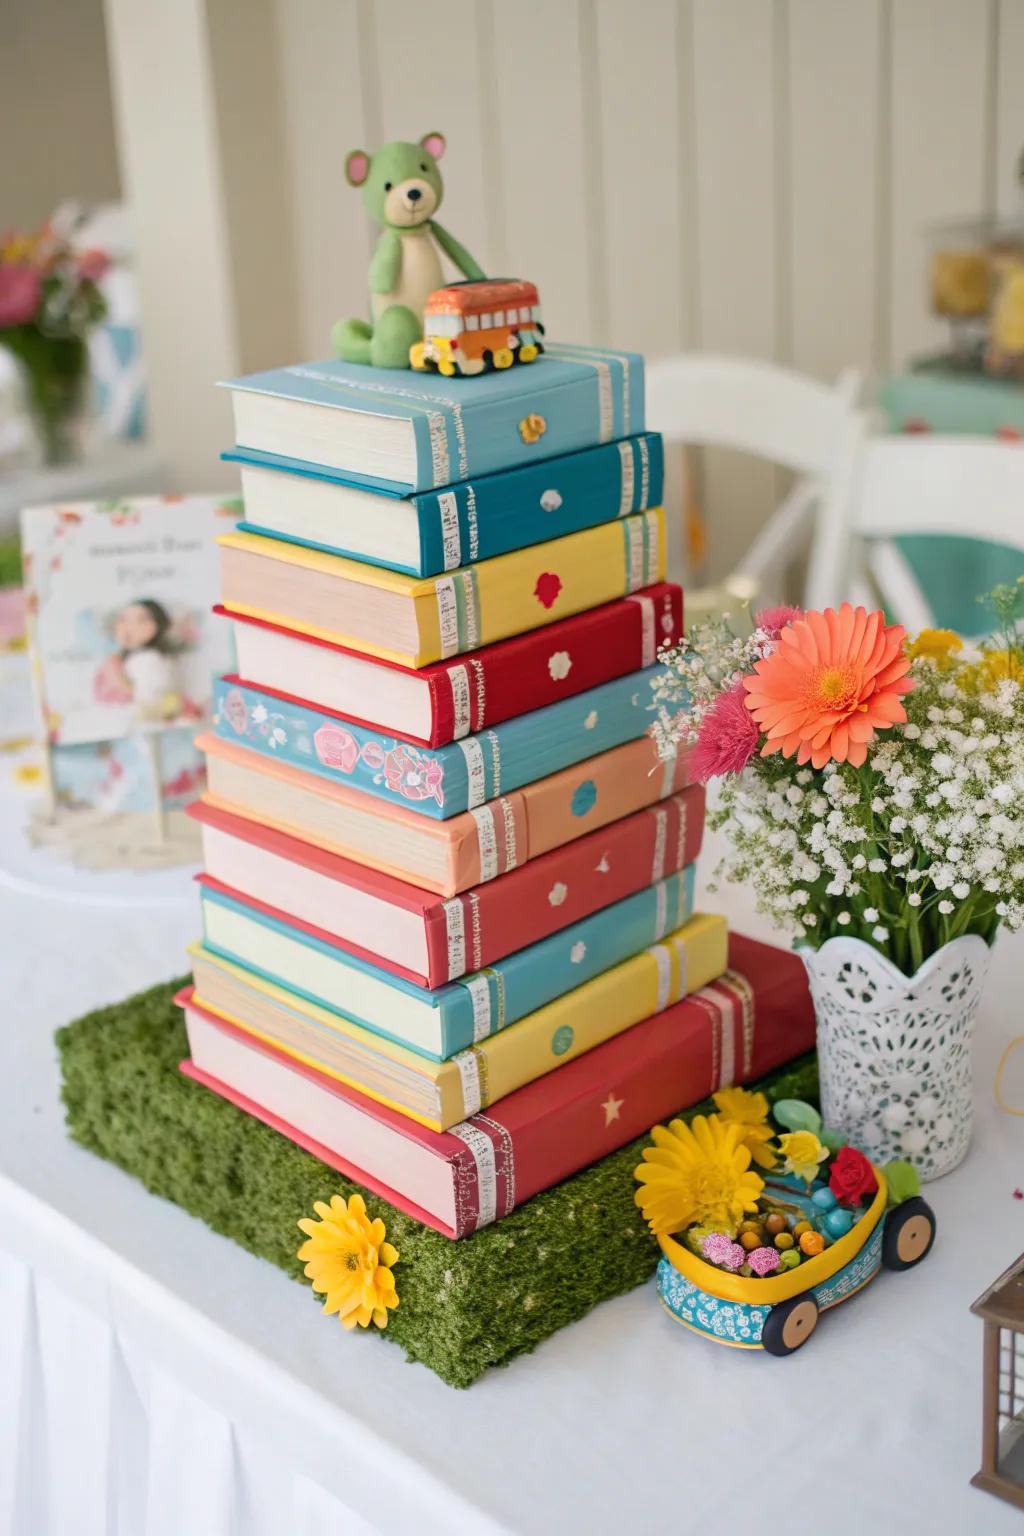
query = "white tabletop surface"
xmin=2 ymin=776 xmax=1024 ymax=1535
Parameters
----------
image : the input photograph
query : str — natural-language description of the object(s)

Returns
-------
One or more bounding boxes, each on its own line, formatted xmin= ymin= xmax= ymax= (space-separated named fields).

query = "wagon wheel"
xmin=761 ymin=1295 xmax=819 ymax=1357
xmin=882 ymin=1197 xmax=936 ymax=1272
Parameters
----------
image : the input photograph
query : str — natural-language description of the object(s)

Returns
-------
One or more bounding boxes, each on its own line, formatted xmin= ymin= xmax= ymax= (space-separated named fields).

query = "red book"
xmin=189 ymin=786 xmax=705 ymax=987
xmin=215 ymin=582 xmax=682 ymax=747
xmin=178 ymin=933 xmax=815 ymax=1240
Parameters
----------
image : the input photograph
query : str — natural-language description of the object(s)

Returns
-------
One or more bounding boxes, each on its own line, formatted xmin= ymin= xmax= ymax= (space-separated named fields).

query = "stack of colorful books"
xmin=178 ymin=350 xmax=806 ymax=1239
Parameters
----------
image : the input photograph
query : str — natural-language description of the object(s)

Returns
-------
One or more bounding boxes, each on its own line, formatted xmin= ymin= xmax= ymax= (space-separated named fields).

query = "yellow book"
xmin=218 ymin=510 xmax=664 ymax=668
xmin=189 ymin=911 xmax=728 ymax=1132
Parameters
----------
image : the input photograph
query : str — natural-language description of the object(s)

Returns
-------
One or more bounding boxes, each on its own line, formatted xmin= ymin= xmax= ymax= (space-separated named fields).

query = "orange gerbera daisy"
xmin=742 ymin=603 xmax=913 ymax=769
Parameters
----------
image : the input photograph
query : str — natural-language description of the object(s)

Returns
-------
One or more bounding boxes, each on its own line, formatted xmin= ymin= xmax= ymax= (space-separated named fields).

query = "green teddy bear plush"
xmin=332 ymin=132 xmax=485 ymax=369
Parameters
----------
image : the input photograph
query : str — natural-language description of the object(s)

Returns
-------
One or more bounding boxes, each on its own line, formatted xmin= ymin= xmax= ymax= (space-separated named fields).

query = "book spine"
xmin=436 ymin=913 xmax=728 ymax=1126
xmin=428 ymin=583 xmax=682 ymax=744
xmin=422 ymin=783 xmax=706 ymax=985
xmin=448 ymin=946 xmax=815 ymax=1236
xmin=414 ymin=433 xmax=666 ymax=578
xmin=436 ymin=864 xmax=698 ymax=1056
xmin=416 ymin=510 xmax=663 ymax=666
xmin=408 ymin=347 xmax=645 ymax=491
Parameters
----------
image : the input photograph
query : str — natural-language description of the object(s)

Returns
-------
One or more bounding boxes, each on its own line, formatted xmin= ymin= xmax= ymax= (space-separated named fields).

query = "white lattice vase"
xmin=801 ymin=934 xmax=990 ymax=1182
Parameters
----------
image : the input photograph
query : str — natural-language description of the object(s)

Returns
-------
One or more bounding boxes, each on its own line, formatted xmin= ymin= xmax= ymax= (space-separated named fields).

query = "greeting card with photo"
xmin=21 ymin=495 xmax=240 ymax=747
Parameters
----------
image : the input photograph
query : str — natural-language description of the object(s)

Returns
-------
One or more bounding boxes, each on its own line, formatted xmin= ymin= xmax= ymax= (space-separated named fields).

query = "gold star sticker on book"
xmin=601 ymin=1092 xmax=623 ymax=1126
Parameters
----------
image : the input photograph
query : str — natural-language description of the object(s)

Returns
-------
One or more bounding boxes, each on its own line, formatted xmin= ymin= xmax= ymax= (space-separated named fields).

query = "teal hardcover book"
xmin=198 ymin=864 xmax=697 ymax=1060
xmin=212 ymin=665 xmax=664 ymax=820
xmin=223 ymin=431 xmax=664 ymax=577
xmin=220 ymin=343 xmax=645 ymax=494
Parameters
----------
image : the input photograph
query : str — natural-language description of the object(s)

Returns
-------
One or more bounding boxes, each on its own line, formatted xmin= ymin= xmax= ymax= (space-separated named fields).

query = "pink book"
xmin=177 ymin=932 xmax=816 ymax=1239
xmin=188 ymin=785 xmax=706 ymax=986
xmin=197 ymin=729 xmax=689 ymax=898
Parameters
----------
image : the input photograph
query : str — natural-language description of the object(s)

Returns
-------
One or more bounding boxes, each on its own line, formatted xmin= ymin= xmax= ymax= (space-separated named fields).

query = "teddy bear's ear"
xmin=345 ymin=149 xmax=370 ymax=187
xmin=419 ymin=131 xmax=446 ymax=162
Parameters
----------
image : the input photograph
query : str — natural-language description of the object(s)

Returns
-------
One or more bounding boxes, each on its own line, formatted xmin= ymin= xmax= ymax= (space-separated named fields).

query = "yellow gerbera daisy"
xmin=907 ymin=628 xmax=963 ymax=669
xmin=297 ymin=1192 xmax=399 ymax=1330
xmin=634 ymin=1113 xmax=764 ymax=1237
xmin=777 ymin=1130 xmax=829 ymax=1185
xmin=712 ymin=1085 xmax=778 ymax=1169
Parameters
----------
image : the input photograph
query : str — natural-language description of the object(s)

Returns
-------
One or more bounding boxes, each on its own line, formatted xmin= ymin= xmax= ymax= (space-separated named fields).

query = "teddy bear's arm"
xmin=368 ymin=229 xmax=402 ymax=294
xmin=430 ymin=221 xmax=485 ymax=282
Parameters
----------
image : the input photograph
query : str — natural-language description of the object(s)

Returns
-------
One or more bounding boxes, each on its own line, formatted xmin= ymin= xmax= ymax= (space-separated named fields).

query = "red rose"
xmin=828 ymin=1145 xmax=878 ymax=1208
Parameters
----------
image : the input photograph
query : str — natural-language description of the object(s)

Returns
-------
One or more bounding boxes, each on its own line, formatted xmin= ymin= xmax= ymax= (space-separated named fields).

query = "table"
xmin=1 ymin=783 xmax=1023 ymax=1536
xmin=0 ymin=442 xmax=167 ymax=537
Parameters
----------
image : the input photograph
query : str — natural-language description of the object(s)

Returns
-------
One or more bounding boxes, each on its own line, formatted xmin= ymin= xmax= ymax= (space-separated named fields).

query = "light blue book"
xmin=212 ymin=665 xmax=664 ymax=820
xmin=198 ymin=865 xmax=696 ymax=1061
xmin=222 ymin=431 xmax=664 ymax=578
xmin=219 ymin=343 xmax=645 ymax=495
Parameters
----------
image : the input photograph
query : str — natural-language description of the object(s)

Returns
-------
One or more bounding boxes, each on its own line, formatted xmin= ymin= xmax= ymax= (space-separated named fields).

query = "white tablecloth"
xmin=1 ymin=785 xmax=1023 ymax=1536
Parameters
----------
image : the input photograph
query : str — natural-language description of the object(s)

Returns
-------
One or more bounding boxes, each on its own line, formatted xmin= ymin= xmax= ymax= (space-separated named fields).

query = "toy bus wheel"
xmin=493 ymin=347 xmax=514 ymax=369
xmin=519 ymin=343 xmax=539 ymax=363
xmin=882 ymin=1197 xmax=936 ymax=1271
xmin=761 ymin=1295 xmax=819 ymax=1357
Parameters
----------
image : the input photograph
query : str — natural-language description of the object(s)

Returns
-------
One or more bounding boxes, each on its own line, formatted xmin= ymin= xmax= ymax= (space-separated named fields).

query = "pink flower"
xmin=384 ymin=744 xmax=445 ymax=807
xmin=360 ymin=741 xmax=386 ymax=771
xmin=0 ymin=265 xmax=41 ymax=327
xmin=76 ymin=247 xmax=111 ymax=283
xmin=755 ymin=604 xmax=802 ymax=640
xmin=689 ymin=682 xmax=759 ymax=782
xmin=748 ymin=1245 xmax=781 ymax=1276
xmin=314 ymin=724 xmax=358 ymax=773
xmin=701 ymin=1232 xmax=746 ymax=1271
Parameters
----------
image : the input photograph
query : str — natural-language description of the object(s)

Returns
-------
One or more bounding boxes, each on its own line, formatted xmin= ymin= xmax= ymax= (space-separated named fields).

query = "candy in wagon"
xmin=634 ymin=1089 xmax=936 ymax=1354
xmin=410 ymin=278 xmax=544 ymax=375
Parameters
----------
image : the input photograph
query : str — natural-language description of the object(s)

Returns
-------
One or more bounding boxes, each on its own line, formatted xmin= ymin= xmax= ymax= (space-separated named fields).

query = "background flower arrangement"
xmin=0 ymin=218 xmax=109 ymax=464
xmin=652 ymin=587 xmax=1024 ymax=978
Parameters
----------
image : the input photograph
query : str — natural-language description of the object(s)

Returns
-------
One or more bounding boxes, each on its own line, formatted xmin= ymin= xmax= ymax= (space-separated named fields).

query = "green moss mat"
xmin=57 ymin=978 xmax=818 ymax=1388
xmin=0 ymin=532 xmax=22 ymax=590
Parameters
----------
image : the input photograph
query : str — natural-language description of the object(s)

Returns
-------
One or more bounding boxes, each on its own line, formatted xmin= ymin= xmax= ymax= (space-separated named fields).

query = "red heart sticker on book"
xmin=534 ymin=572 xmax=562 ymax=609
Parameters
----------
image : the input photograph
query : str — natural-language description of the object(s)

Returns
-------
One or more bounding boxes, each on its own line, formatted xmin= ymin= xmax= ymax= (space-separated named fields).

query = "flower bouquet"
xmin=652 ymin=589 xmax=1024 ymax=1177
xmin=0 ymin=220 xmax=109 ymax=465
xmin=637 ymin=1087 xmax=935 ymax=1355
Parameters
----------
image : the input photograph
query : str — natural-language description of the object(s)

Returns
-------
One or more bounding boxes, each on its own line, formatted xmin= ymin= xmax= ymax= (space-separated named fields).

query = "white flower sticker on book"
xmin=584 ymin=710 xmax=598 ymax=729
xmin=540 ymin=489 xmax=563 ymax=512
xmin=596 ymin=855 xmax=610 ymax=874
xmin=548 ymin=881 xmax=568 ymax=907
xmin=570 ymin=941 xmax=586 ymax=964
xmin=548 ymin=650 xmax=572 ymax=681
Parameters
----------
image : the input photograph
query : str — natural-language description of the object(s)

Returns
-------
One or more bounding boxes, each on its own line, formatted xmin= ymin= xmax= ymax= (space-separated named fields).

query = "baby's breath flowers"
xmin=653 ymin=589 xmax=1024 ymax=975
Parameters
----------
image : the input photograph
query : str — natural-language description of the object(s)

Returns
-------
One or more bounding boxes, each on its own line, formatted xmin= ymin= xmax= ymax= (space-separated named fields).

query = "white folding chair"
xmin=806 ymin=435 xmax=1024 ymax=634
xmin=646 ymin=354 xmax=865 ymax=609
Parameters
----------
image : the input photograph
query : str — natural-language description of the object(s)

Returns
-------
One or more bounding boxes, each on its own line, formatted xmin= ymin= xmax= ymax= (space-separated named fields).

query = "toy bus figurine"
xmin=410 ymin=278 xmax=544 ymax=376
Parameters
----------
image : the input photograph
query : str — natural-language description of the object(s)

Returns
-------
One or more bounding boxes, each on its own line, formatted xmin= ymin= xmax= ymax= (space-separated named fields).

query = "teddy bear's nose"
xmin=406 ymin=187 xmax=422 ymax=202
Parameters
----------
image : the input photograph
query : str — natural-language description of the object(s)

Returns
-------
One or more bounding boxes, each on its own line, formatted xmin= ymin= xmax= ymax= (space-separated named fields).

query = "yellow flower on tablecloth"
xmin=634 ymin=1113 xmax=764 ymax=1237
xmin=712 ymin=1084 xmax=778 ymax=1170
xmin=777 ymin=1130 xmax=829 ymax=1185
xmin=907 ymin=628 xmax=963 ymax=669
xmin=297 ymin=1192 xmax=399 ymax=1330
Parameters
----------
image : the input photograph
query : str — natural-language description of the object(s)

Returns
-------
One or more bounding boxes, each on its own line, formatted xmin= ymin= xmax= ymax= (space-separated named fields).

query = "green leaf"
xmin=773 ymin=1099 xmax=822 ymax=1135
xmin=883 ymin=1160 xmax=920 ymax=1206
xmin=819 ymin=1126 xmax=845 ymax=1153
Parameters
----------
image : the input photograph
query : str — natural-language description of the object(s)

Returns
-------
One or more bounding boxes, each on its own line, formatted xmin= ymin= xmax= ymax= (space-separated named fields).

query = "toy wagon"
xmin=655 ymin=1167 xmax=936 ymax=1355
xmin=410 ymin=278 xmax=544 ymax=376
